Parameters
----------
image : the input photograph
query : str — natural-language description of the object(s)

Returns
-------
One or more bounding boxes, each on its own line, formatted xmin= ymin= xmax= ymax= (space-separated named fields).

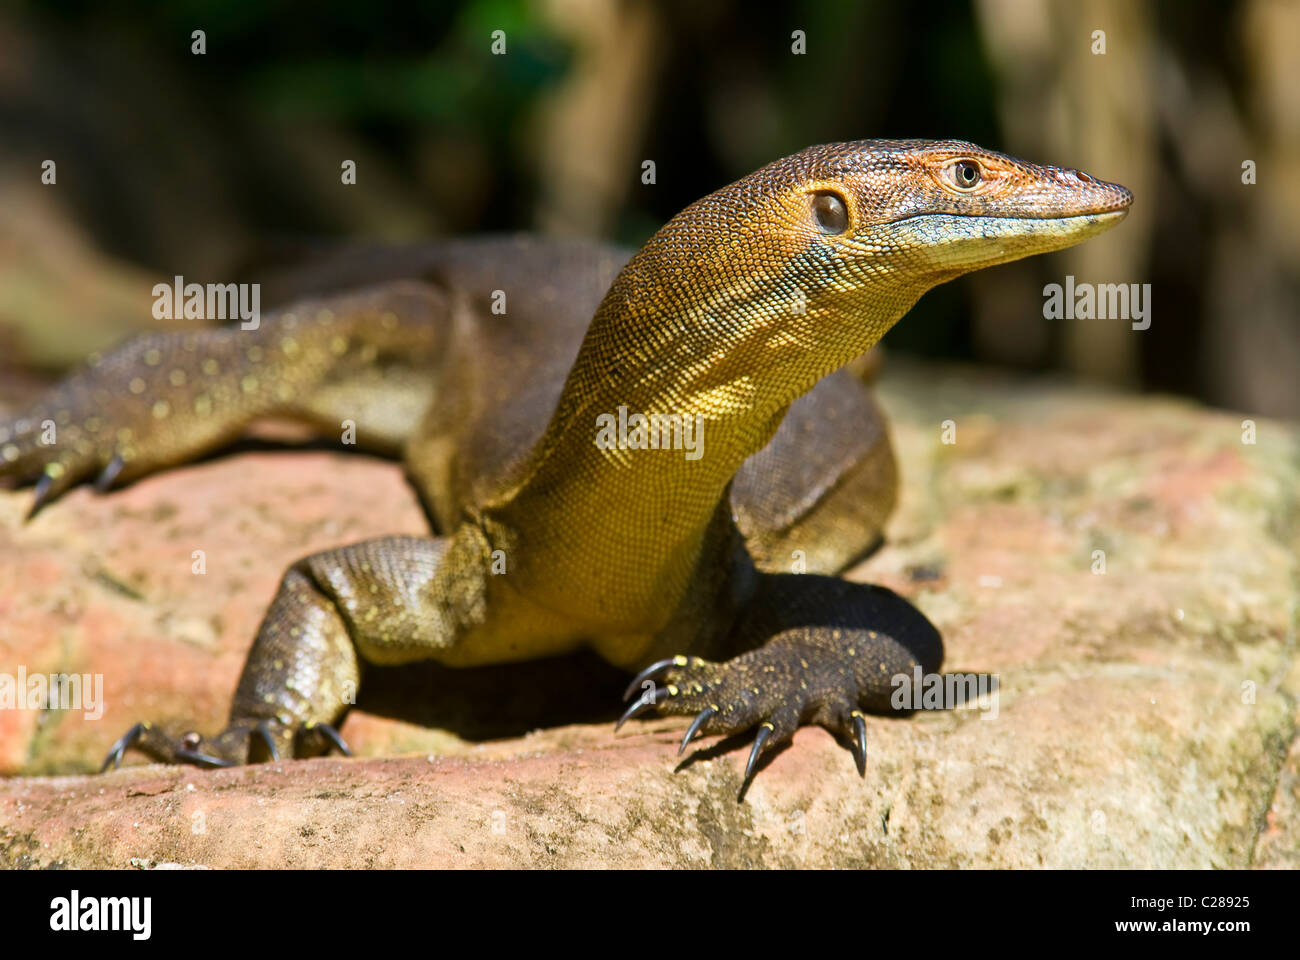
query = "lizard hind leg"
xmin=619 ymin=574 xmax=942 ymax=797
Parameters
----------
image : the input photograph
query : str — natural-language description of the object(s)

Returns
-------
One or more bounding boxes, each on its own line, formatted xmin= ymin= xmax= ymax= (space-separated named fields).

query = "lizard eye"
xmin=945 ymin=160 xmax=983 ymax=191
xmin=811 ymin=191 xmax=848 ymax=234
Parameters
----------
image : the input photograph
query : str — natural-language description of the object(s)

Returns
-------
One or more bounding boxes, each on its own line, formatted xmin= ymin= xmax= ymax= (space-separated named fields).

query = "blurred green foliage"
xmin=6 ymin=0 xmax=1282 ymax=411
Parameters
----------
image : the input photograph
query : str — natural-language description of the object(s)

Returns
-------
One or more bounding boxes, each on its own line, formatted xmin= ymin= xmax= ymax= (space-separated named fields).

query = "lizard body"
xmin=0 ymin=140 xmax=1131 ymax=785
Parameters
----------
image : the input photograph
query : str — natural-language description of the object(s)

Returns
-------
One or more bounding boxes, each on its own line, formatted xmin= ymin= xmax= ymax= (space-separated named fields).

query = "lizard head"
xmin=780 ymin=138 xmax=1133 ymax=282
xmin=610 ymin=138 xmax=1130 ymax=337
xmin=693 ymin=138 xmax=1133 ymax=319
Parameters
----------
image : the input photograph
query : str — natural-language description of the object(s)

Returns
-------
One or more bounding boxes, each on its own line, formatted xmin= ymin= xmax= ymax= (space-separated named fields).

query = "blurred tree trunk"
xmin=531 ymin=0 xmax=663 ymax=237
xmin=975 ymin=0 xmax=1156 ymax=387
xmin=1201 ymin=0 xmax=1300 ymax=418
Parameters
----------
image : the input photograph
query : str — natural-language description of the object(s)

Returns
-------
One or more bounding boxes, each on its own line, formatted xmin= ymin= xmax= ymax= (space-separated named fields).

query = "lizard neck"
xmin=496 ymin=208 xmax=927 ymax=494
xmin=478 ymin=231 xmax=925 ymax=634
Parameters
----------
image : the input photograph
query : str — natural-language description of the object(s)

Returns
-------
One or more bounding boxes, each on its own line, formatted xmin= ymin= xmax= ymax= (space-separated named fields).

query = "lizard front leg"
xmin=0 ymin=282 xmax=446 ymax=514
xmin=618 ymin=573 xmax=943 ymax=795
xmin=102 ymin=533 xmax=480 ymax=768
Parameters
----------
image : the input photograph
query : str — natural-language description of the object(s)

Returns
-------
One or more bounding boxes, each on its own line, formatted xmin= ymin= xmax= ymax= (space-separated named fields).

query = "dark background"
xmin=1 ymin=0 xmax=1296 ymax=416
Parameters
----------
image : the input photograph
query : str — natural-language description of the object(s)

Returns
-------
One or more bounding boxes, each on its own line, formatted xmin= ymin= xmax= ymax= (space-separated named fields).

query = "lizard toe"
xmin=98 ymin=716 xmax=353 ymax=770
xmin=98 ymin=721 xmax=241 ymax=769
xmin=309 ymin=722 xmax=353 ymax=758
xmin=850 ymin=710 xmax=868 ymax=777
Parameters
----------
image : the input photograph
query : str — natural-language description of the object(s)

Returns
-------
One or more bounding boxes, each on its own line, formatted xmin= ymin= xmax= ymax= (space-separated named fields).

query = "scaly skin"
xmin=1 ymin=140 xmax=1131 ymax=790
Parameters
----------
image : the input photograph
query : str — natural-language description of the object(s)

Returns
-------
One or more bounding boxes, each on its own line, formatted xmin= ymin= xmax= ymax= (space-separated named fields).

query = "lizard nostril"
xmin=1075 ymin=169 xmax=1095 ymax=184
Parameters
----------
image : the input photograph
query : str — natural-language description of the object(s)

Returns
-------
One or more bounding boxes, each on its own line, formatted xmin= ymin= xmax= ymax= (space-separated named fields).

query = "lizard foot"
xmin=99 ymin=719 xmax=351 ymax=771
xmin=618 ymin=651 xmax=877 ymax=797
xmin=617 ymin=583 xmax=942 ymax=798
xmin=0 ymin=404 xmax=124 ymax=517
xmin=0 ymin=328 xmax=285 ymax=517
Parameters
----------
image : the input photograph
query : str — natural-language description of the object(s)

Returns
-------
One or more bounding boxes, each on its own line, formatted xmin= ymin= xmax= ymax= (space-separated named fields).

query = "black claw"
xmin=95 ymin=453 xmax=125 ymax=492
xmin=27 ymin=472 xmax=55 ymax=519
xmin=314 ymin=722 xmax=352 ymax=757
xmin=851 ymin=713 xmax=867 ymax=777
xmin=622 ymin=657 xmax=683 ymax=702
xmin=252 ymin=721 xmax=280 ymax=761
xmin=99 ymin=722 xmax=148 ymax=772
xmin=744 ymin=723 xmax=775 ymax=782
xmin=615 ymin=694 xmax=658 ymax=731
xmin=174 ymin=747 xmax=237 ymax=768
xmin=679 ymin=706 xmax=716 ymax=755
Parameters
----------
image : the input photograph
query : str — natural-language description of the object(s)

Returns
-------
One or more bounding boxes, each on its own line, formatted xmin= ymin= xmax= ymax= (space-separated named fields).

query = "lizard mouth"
xmin=894 ymin=206 xmax=1131 ymax=228
xmin=885 ymin=208 xmax=1131 ymax=269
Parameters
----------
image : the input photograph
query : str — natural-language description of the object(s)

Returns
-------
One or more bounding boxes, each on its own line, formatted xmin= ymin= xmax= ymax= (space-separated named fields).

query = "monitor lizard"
xmin=0 ymin=140 xmax=1132 ymax=791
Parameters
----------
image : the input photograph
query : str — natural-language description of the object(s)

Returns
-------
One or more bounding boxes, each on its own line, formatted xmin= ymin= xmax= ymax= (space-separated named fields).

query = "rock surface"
xmin=1 ymin=361 xmax=1297 ymax=868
